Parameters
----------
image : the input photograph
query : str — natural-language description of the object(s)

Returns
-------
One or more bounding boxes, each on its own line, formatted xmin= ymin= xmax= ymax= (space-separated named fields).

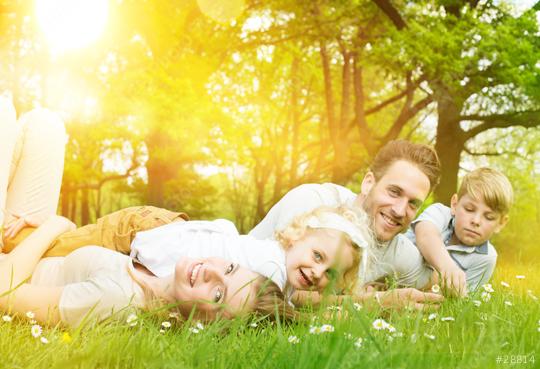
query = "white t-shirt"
xmin=249 ymin=183 xmax=432 ymax=288
xmin=130 ymin=220 xmax=288 ymax=291
xmin=31 ymin=246 xmax=144 ymax=327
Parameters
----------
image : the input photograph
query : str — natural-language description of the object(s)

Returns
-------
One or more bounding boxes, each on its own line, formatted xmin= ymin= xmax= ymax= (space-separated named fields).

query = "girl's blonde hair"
xmin=275 ymin=206 xmax=376 ymax=293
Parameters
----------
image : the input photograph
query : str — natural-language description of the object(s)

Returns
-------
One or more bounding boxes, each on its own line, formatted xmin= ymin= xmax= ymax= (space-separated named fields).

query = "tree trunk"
xmin=69 ymin=189 xmax=78 ymax=224
xmin=80 ymin=187 xmax=90 ymax=225
xmin=146 ymin=128 xmax=176 ymax=207
xmin=288 ymin=57 xmax=301 ymax=188
xmin=432 ymin=85 xmax=466 ymax=203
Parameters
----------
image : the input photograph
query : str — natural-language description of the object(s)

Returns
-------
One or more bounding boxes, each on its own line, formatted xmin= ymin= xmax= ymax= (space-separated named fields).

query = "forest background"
xmin=1 ymin=0 xmax=539 ymax=270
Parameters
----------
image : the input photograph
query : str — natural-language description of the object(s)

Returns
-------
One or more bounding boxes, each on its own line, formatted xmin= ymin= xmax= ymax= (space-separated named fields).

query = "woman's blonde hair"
xmin=128 ymin=263 xmax=297 ymax=322
xmin=275 ymin=206 xmax=376 ymax=293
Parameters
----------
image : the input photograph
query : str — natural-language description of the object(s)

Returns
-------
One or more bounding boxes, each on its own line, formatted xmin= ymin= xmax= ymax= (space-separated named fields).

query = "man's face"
xmin=357 ymin=160 xmax=431 ymax=242
xmin=450 ymin=194 xmax=507 ymax=246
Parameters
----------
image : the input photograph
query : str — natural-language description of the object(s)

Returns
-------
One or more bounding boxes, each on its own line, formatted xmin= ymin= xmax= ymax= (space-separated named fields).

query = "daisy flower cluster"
xmin=309 ymin=324 xmax=334 ymax=334
xmin=481 ymin=283 xmax=494 ymax=302
xmin=188 ymin=322 xmax=204 ymax=334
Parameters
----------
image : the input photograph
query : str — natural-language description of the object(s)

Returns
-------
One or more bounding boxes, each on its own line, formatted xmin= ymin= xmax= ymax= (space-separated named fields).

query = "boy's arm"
xmin=415 ymin=221 xmax=467 ymax=296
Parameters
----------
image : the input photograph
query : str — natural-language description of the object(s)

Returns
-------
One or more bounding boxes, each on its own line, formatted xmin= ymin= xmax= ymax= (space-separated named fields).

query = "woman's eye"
xmin=214 ymin=289 xmax=223 ymax=303
xmin=314 ymin=251 xmax=322 ymax=262
xmin=226 ymin=263 xmax=235 ymax=274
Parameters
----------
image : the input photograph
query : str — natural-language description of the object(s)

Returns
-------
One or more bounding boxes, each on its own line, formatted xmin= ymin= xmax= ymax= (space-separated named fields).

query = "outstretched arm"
xmin=415 ymin=221 xmax=467 ymax=296
xmin=0 ymin=215 xmax=74 ymax=323
xmin=292 ymin=288 xmax=444 ymax=311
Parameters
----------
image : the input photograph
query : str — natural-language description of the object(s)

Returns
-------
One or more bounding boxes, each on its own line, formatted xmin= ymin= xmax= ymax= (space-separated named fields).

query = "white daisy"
xmin=441 ymin=317 xmax=455 ymax=322
xmin=195 ymin=322 xmax=204 ymax=330
xmin=372 ymin=319 xmax=389 ymax=330
xmin=161 ymin=321 xmax=171 ymax=329
xmin=482 ymin=284 xmax=494 ymax=293
xmin=126 ymin=313 xmax=138 ymax=327
xmin=428 ymin=313 xmax=438 ymax=320
xmin=309 ymin=325 xmax=321 ymax=334
xmin=353 ymin=303 xmax=362 ymax=311
xmin=288 ymin=335 xmax=300 ymax=344
xmin=386 ymin=325 xmax=396 ymax=333
xmin=500 ymin=281 xmax=510 ymax=288
xmin=189 ymin=327 xmax=200 ymax=334
xmin=159 ymin=329 xmax=166 ymax=334
xmin=40 ymin=337 xmax=49 ymax=344
xmin=31 ymin=324 xmax=42 ymax=338
xmin=26 ymin=311 xmax=35 ymax=319
xmin=2 ymin=315 xmax=12 ymax=322
xmin=250 ymin=322 xmax=258 ymax=328
xmin=320 ymin=324 xmax=334 ymax=333
xmin=431 ymin=284 xmax=441 ymax=293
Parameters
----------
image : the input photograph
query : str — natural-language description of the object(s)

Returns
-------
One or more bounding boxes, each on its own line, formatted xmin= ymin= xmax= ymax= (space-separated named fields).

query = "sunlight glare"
xmin=197 ymin=0 xmax=245 ymax=23
xmin=36 ymin=0 xmax=109 ymax=53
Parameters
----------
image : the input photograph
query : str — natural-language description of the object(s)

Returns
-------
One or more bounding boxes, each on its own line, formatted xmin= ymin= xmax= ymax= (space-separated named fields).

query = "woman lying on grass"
xmin=0 ymin=100 xmax=291 ymax=327
xmin=0 ymin=214 xmax=291 ymax=327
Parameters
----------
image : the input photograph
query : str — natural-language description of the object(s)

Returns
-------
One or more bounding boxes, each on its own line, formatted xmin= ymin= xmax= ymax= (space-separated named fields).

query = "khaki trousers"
xmin=3 ymin=206 xmax=188 ymax=256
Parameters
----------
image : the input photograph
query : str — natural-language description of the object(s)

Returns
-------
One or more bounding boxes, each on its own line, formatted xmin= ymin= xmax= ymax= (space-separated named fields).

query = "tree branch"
xmin=371 ymin=0 xmax=407 ymax=30
xmin=461 ymin=110 xmax=540 ymax=139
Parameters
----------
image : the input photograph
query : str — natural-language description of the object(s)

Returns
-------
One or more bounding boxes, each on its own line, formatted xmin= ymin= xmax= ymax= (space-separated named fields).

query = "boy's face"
xmin=285 ymin=228 xmax=355 ymax=292
xmin=450 ymin=194 xmax=508 ymax=246
xmin=357 ymin=160 xmax=431 ymax=242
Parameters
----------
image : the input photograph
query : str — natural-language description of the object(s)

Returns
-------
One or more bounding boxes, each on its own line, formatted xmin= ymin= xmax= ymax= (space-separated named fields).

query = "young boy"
xmin=406 ymin=167 xmax=513 ymax=293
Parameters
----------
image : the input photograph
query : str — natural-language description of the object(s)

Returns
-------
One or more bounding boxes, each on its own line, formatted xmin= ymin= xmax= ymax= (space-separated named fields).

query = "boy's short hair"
xmin=370 ymin=140 xmax=441 ymax=192
xmin=458 ymin=167 xmax=514 ymax=215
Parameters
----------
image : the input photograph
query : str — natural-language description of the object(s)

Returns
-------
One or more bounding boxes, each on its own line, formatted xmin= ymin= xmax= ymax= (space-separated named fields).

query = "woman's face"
xmin=173 ymin=257 xmax=261 ymax=320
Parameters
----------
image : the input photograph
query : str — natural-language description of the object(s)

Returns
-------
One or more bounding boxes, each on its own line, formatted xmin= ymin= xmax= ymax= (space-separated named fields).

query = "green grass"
xmin=1 ymin=263 xmax=538 ymax=369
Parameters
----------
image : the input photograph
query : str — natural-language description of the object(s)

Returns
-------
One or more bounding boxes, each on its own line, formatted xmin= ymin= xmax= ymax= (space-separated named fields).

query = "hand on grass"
xmin=374 ymin=288 xmax=444 ymax=311
xmin=437 ymin=264 xmax=468 ymax=297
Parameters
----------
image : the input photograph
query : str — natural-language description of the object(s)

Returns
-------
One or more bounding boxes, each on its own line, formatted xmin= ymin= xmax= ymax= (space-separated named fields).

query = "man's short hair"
xmin=458 ymin=167 xmax=513 ymax=215
xmin=370 ymin=140 xmax=441 ymax=192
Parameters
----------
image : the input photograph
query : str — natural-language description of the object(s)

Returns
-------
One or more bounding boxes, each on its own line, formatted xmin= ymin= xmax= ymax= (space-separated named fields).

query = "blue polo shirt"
xmin=405 ymin=203 xmax=497 ymax=290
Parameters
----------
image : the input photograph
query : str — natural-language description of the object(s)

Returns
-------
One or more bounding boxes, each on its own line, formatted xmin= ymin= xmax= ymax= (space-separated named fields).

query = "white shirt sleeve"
xmin=60 ymin=276 xmax=140 ymax=327
xmin=58 ymin=247 xmax=143 ymax=327
xmin=411 ymin=203 xmax=452 ymax=231
xmin=249 ymin=183 xmax=355 ymax=239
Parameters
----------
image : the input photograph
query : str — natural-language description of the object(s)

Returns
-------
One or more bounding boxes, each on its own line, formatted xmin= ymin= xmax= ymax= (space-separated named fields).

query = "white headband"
xmin=305 ymin=212 xmax=368 ymax=249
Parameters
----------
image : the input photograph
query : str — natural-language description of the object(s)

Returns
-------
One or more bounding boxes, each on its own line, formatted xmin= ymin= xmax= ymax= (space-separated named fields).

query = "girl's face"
xmin=173 ymin=257 xmax=260 ymax=320
xmin=285 ymin=228 xmax=355 ymax=291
